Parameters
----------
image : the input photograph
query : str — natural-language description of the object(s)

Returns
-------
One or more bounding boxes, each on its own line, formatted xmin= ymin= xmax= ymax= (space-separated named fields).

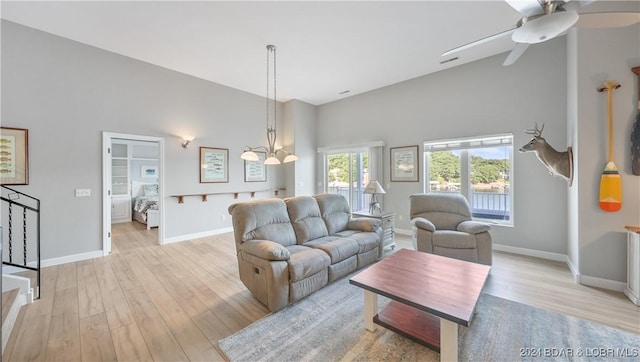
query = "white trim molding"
xmin=576 ymin=273 xmax=626 ymax=292
xmin=164 ymin=227 xmax=234 ymax=245
xmin=492 ymin=243 xmax=566 ymax=262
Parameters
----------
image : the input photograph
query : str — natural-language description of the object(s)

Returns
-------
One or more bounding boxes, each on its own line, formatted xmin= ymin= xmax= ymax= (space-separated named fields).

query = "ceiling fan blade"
xmin=576 ymin=12 xmax=640 ymax=28
xmin=505 ymin=0 xmax=544 ymax=17
xmin=562 ymin=0 xmax=598 ymax=12
xmin=503 ymin=43 xmax=530 ymax=66
xmin=442 ymin=27 xmax=517 ymax=57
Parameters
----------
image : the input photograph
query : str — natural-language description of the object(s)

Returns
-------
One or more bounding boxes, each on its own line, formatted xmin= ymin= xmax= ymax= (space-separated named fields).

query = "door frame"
xmin=102 ymin=132 xmax=165 ymax=255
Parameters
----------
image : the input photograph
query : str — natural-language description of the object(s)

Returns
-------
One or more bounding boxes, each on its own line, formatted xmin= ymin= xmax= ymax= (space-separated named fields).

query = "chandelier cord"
xmin=266 ymin=45 xmax=270 ymax=132
xmin=265 ymin=45 xmax=278 ymax=155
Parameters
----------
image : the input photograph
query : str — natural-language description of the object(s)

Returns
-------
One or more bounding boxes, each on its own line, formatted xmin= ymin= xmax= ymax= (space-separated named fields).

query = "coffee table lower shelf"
xmin=373 ymin=300 xmax=441 ymax=352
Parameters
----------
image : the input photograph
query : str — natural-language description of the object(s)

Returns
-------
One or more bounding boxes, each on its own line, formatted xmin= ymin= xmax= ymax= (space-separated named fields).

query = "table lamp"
xmin=364 ymin=180 xmax=386 ymax=214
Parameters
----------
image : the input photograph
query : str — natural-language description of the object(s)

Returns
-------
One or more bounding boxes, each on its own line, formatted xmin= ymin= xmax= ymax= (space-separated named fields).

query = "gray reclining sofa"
xmin=228 ymin=193 xmax=383 ymax=311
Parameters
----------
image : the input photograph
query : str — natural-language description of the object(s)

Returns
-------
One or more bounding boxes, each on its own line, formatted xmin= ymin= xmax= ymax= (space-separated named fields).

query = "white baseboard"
xmin=577 ymin=274 xmax=626 ymax=292
xmin=41 ymin=250 xmax=104 ymax=268
xmin=394 ymin=228 xmax=413 ymax=236
xmin=492 ymin=243 xmax=567 ymax=262
xmin=2 ymin=250 xmax=103 ymax=274
xmin=494 ymin=244 xmax=625 ymax=292
xmin=163 ymin=227 xmax=234 ymax=245
xmin=566 ymin=256 xmax=580 ymax=283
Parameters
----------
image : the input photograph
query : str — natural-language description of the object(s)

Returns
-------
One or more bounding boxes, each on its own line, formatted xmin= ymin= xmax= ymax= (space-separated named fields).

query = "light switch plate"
xmin=75 ymin=189 xmax=91 ymax=197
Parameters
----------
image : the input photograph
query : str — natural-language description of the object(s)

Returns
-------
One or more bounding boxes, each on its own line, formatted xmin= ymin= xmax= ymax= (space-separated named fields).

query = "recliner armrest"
xmin=457 ymin=220 xmax=490 ymax=234
xmin=412 ymin=217 xmax=435 ymax=232
xmin=347 ymin=217 xmax=381 ymax=232
xmin=239 ymin=240 xmax=291 ymax=261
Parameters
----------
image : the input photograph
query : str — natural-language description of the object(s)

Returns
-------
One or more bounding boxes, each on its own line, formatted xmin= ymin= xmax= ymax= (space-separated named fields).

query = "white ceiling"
xmin=1 ymin=1 xmax=636 ymax=105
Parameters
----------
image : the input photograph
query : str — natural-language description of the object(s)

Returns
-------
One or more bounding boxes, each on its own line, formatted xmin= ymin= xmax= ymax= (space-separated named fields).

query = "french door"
xmin=326 ymin=151 xmax=369 ymax=212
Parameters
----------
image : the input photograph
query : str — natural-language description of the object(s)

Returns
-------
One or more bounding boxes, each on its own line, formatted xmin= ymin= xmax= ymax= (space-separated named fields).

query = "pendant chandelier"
xmin=241 ymin=45 xmax=297 ymax=165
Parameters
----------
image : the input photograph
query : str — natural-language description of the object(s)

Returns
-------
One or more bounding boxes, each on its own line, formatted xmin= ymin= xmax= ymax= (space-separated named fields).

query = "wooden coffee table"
xmin=349 ymin=249 xmax=490 ymax=361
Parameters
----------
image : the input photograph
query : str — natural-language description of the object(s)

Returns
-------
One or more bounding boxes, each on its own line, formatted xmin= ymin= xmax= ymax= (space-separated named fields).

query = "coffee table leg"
xmin=363 ymin=290 xmax=378 ymax=331
xmin=440 ymin=318 xmax=458 ymax=362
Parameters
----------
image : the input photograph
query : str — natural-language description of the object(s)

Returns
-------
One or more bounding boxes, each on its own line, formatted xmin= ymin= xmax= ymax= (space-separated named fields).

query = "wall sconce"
xmin=182 ymin=136 xmax=194 ymax=149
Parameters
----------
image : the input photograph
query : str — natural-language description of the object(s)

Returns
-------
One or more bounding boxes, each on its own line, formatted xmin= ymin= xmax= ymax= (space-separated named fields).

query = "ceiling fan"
xmin=442 ymin=0 xmax=640 ymax=66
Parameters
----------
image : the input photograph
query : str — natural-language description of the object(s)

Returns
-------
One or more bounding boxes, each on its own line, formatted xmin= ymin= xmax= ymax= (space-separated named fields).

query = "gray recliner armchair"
xmin=410 ymin=193 xmax=492 ymax=265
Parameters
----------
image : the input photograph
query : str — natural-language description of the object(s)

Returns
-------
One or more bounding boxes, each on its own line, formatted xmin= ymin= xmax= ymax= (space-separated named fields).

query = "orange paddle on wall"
xmin=597 ymin=81 xmax=622 ymax=212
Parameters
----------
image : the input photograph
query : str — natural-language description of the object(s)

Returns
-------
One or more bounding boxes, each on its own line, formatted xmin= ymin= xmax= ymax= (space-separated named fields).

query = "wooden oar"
xmin=597 ymin=81 xmax=621 ymax=212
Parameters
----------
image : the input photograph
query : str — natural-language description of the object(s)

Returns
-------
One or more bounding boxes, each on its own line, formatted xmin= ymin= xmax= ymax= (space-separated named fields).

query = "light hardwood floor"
xmin=3 ymin=222 xmax=639 ymax=361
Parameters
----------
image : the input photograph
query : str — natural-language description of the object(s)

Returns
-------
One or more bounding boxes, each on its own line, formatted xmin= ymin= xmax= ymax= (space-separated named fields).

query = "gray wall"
xmin=284 ymin=99 xmax=317 ymax=196
xmin=568 ymin=22 xmax=640 ymax=284
xmin=1 ymin=20 xmax=293 ymax=258
xmin=3 ymin=17 xmax=638 ymax=287
xmin=317 ymin=38 xmax=570 ymax=255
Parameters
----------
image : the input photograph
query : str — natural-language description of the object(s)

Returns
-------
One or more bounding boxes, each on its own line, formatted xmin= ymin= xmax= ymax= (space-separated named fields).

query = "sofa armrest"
xmin=412 ymin=217 xmax=435 ymax=232
xmin=457 ymin=220 xmax=491 ymax=234
xmin=238 ymin=240 xmax=290 ymax=261
xmin=348 ymin=217 xmax=382 ymax=232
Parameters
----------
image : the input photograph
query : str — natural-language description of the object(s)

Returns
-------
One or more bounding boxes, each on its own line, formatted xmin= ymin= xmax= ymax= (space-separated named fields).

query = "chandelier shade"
xmin=241 ymin=45 xmax=297 ymax=165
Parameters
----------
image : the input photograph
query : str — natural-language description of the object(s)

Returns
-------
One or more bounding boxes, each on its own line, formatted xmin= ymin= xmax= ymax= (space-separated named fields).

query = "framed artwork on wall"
xmin=200 ymin=147 xmax=229 ymax=183
xmin=244 ymin=151 xmax=267 ymax=182
xmin=141 ymin=165 xmax=158 ymax=178
xmin=390 ymin=145 xmax=419 ymax=182
xmin=0 ymin=127 xmax=29 ymax=185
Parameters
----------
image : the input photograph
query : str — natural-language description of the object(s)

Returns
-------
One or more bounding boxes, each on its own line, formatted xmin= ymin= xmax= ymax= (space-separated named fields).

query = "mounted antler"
xmin=524 ymin=122 xmax=545 ymax=137
xmin=520 ymin=123 xmax=573 ymax=186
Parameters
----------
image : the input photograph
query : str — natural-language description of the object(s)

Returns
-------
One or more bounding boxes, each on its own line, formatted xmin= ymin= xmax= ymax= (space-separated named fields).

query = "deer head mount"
xmin=519 ymin=123 xmax=574 ymax=186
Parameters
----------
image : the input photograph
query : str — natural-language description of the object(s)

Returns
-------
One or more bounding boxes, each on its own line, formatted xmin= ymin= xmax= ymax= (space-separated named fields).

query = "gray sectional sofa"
xmin=228 ymin=193 xmax=383 ymax=311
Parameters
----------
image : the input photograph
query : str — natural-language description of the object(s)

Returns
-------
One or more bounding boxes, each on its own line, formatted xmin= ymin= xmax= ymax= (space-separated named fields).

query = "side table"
xmin=352 ymin=211 xmax=396 ymax=250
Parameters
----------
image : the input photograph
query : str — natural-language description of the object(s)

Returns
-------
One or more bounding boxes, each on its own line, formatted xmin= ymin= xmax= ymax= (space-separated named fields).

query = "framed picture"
xmin=200 ymin=147 xmax=229 ymax=183
xmin=244 ymin=151 xmax=267 ymax=182
xmin=0 ymin=127 xmax=29 ymax=185
xmin=390 ymin=145 xmax=419 ymax=182
xmin=141 ymin=165 xmax=158 ymax=178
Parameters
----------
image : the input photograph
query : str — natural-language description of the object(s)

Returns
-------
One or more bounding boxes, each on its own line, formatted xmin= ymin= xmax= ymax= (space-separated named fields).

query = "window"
xmin=326 ymin=151 xmax=369 ymax=212
xmin=424 ymin=134 xmax=513 ymax=225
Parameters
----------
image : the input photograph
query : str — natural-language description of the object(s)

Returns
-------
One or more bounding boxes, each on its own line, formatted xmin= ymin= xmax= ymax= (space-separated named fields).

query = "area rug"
xmin=219 ymin=275 xmax=639 ymax=361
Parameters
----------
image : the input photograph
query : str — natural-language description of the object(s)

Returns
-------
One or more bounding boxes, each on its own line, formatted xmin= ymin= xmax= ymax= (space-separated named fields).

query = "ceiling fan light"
xmin=512 ymin=11 xmax=579 ymax=44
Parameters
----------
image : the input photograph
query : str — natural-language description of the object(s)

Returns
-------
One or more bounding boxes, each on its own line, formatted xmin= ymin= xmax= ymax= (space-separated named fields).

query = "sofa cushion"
xmin=347 ymin=218 xmax=381 ymax=232
xmin=341 ymin=232 xmax=380 ymax=254
xmin=285 ymin=196 xmax=329 ymax=244
xmin=432 ymin=230 xmax=477 ymax=249
xmin=314 ymin=194 xmax=351 ymax=235
xmin=229 ymin=199 xmax=297 ymax=247
xmin=303 ymin=236 xmax=359 ymax=264
xmin=287 ymin=245 xmax=331 ymax=282
xmin=238 ymin=240 xmax=290 ymax=261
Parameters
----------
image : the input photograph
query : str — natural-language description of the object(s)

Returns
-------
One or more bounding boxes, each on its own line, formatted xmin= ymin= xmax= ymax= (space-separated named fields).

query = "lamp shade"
xmin=241 ymin=150 xmax=259 ymax=161
xmin=364 ymin=180 xmax=386 ymax=194
xmin=283 ymin=154 xmax=298 ymax=163
xmin=264 ymin=155 xmax=281 ymax=165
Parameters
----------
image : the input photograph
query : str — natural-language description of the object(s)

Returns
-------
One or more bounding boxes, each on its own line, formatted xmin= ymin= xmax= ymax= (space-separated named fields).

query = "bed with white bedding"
xmin=131 ymin=181 xmax=159 ymax=229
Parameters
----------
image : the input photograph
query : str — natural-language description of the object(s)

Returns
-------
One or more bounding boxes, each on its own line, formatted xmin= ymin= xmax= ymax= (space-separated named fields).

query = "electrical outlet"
xmin=75 ymin=188 xmax=91 ymax=197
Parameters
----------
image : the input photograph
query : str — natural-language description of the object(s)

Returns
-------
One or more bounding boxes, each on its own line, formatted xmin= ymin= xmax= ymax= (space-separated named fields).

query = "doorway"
xmin=102 ymin=132 xmax=164 ymax=255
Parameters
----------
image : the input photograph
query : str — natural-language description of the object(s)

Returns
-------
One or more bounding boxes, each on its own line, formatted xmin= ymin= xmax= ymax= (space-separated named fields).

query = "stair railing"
xmin=1 ymin=185 xmax=40 ymax=299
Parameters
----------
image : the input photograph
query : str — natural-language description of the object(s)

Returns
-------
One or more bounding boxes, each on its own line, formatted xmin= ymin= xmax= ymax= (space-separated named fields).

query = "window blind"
xmin=424 ymin=134 xmax=512 ymax=152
